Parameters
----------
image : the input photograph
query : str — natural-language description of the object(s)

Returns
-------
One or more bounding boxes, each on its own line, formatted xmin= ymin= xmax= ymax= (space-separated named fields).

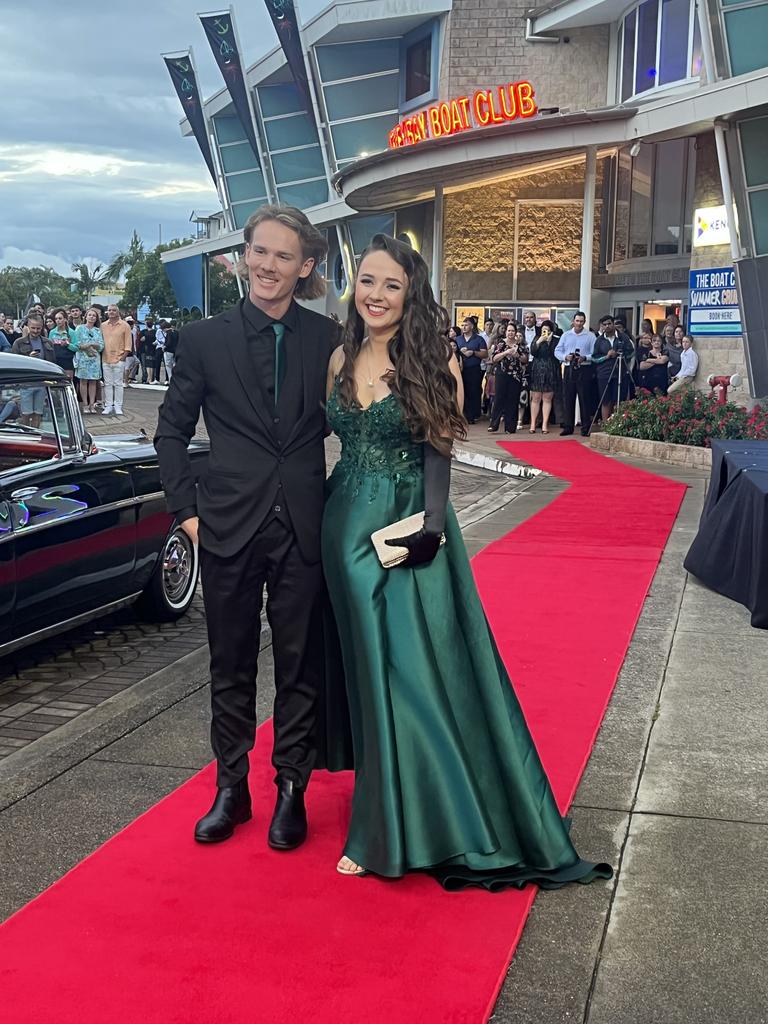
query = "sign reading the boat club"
xmin=388 ymin=81 xmax=538 ymax=149
xmin=688 ymin=267 xmax=743 ymax=337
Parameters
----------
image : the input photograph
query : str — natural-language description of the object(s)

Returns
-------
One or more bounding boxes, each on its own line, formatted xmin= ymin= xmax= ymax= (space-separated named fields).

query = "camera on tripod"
xmin=613 ymin=336 xmax=626 ymax=357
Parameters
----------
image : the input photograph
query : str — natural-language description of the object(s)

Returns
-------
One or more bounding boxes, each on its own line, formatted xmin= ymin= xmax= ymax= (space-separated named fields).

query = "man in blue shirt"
xmin=555 ymin=311 xmax=597 ymax=436
xmin=458 ymin=316 xmax=488 ymax=423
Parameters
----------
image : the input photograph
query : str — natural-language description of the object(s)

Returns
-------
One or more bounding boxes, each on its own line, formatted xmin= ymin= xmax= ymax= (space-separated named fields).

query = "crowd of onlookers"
xmin=449 ymin=310 xmax=699 ymax=436
xmin=0 ymin=303 xmax=178 ymax=421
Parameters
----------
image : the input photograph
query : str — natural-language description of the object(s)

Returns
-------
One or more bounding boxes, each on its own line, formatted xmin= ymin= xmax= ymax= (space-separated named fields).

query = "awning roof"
xmin=333 ymin=107 xmax=635 ymax=211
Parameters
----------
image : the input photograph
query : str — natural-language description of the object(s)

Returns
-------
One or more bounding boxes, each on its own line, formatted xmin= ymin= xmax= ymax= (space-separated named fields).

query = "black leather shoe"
xmin=268 ymin=776 xmax=307 ymax=851
xmin=581 ymin=428 xmax=591 ymax=437
xmin=194 ymin=779 xmax=251 ymax=843
xmin=560 ymin=428 xmax=574 ymax=436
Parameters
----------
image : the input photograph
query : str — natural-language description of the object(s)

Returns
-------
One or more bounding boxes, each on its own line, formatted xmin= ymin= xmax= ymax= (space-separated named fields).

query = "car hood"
xmin=93 ymin=433 xmax=209 ymax=456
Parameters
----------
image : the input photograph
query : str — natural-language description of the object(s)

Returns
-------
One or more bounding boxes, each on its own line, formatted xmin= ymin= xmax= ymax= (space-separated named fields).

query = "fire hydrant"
xmin=707 ymin=373 xmax=743 ymax=404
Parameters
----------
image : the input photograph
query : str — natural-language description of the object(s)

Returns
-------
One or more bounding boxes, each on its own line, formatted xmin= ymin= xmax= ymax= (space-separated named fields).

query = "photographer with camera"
xmin=592 ymin=315 xmax=635 ymax=425
xmin=555 ymin=311 xmax=596 ymax=436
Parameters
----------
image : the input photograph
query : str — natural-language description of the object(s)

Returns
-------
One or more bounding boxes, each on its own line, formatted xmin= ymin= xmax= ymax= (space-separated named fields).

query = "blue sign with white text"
xmin=688 ymin=266 xmax=742 ymax=337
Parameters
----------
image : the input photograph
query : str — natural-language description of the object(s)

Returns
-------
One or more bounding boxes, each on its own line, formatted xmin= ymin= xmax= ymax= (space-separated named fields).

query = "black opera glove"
xmin=384 ymin=527 xmax=442 ymax=567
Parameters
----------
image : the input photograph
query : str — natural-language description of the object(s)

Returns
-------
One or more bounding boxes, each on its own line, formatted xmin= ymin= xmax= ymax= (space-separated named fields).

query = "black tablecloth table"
xmin=684 ymin=440 xmax=768 ymax=628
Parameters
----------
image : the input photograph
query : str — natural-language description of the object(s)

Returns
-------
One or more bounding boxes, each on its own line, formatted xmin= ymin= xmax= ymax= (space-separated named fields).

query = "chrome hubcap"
xmin=163 ymin=533 xmax=193 ymax=604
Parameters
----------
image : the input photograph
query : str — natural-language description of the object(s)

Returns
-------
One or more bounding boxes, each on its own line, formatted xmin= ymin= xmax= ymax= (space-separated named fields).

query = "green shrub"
xmin=603 ymin=389 xmax=768 ymax=448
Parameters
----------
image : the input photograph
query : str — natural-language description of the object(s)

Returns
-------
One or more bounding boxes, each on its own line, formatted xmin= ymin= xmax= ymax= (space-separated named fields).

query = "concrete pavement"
xmin=1 ymin=390 xmax=766 ymax=1023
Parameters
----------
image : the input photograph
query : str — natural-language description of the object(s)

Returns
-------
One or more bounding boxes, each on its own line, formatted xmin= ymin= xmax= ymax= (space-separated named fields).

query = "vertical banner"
xmin=163 ymin=53 xmax=217 ymax=182
xmin=200 ymin=11 xmax=261 ymax=160
xmin=262 ymin=0 xmax=313 ymax=114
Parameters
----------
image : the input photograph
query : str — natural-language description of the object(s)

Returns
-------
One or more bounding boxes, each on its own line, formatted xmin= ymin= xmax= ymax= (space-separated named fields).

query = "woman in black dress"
xmin=637 ymin=334 xmax=669 ymax=394
xmin=487 ymin=322 xmax=527 ymax=433
xmin=528 ymin=322 xmax=558 ymax=433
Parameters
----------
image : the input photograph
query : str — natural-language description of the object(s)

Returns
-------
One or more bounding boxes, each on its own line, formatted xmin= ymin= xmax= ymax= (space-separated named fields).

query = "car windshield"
xmin=0 ymin=384 xmax=61 ymax=471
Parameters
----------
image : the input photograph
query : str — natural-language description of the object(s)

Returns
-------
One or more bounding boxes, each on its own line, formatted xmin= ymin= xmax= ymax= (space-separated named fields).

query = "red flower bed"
xmin=604 ymin=389 xmax=768 ymax=448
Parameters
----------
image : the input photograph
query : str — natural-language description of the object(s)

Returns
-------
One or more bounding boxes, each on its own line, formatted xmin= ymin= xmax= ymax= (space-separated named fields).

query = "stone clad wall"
xmin=440 ymin=1 xmax=610 ymax=114
xmin=442 ymin=162 xmax=602 ymax=309
xmin=689 ymin=132 xmax=749 ymax=405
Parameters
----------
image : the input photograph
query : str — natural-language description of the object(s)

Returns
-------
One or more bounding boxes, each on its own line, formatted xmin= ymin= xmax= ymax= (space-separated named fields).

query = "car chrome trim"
xmin=0 ymin=491 xmax=167 ymax=543
xmin=0 ymin=593 xmax=144 ymax=658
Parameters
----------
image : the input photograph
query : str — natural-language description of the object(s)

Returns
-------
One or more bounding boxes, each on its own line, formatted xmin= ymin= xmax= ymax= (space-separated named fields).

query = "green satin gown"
xmin=321 ymin=384 xmax=612 ymax=891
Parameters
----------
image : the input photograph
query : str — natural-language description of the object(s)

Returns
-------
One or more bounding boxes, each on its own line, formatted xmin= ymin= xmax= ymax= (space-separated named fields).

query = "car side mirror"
xmin=81 ymin=431 xmax=94 ymax=456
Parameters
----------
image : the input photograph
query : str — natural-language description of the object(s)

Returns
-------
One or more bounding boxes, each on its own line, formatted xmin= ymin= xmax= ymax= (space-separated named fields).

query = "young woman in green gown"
xmin=322 ymin=235 xmax=611 ymax=891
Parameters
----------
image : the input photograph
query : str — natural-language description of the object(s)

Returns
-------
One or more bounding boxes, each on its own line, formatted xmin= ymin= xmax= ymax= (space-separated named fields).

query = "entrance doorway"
xmin=611 ymin=300 xmax=685 ymax=336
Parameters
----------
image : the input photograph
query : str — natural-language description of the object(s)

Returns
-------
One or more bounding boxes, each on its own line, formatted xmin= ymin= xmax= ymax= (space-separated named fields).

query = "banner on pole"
xmin=262 ymin=0 xmax=313 ymax=114
xmin=163 ymin=53 xmax=217 ymax=183
xmin=200 ymin=12 xmax=261 ymax=160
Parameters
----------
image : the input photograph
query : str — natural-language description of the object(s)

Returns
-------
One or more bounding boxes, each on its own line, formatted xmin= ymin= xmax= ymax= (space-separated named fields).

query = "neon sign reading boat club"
xmin=388 ymin=81 xmax=537 ymax=149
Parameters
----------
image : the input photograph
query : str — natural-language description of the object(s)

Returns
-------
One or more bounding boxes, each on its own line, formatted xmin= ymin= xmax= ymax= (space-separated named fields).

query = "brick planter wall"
xmin=590 ymin=431 xmax=713 ymax=469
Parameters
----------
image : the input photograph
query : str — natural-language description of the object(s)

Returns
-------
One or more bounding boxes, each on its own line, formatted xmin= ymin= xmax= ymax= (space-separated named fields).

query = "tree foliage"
xmin=0 ymin=266 xmax=80 ymax=316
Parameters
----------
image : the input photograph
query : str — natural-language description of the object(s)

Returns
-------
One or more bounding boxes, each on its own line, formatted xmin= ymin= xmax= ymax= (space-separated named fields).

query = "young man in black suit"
xmin=155 ymin=205 xmax=339 ymax=850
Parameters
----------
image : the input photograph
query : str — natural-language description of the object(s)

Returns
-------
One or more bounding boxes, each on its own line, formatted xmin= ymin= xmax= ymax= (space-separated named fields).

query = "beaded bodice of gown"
xmin=326 ymin=385 xmax=421 ymax=497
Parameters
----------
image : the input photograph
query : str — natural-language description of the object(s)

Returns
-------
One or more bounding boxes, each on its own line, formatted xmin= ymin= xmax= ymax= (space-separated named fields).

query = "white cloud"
xmin=0 ymin=247 xmax=102 ymax=276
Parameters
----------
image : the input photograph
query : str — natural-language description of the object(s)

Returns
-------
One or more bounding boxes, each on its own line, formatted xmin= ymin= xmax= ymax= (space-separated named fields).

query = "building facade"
xmin=164 ymin=0 xmax=768 ymax=399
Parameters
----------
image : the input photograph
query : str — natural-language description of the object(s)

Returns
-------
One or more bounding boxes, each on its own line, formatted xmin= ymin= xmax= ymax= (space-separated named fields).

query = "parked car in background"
xmin=0 ymin=353 xmax=208 ymax=656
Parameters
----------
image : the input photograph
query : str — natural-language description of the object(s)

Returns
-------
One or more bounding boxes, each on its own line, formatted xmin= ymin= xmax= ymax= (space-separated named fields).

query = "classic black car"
xmin=0 ymin=353 xmax=208 ymax=656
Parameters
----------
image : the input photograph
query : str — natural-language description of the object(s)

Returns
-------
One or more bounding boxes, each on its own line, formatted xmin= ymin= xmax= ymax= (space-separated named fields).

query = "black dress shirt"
xmin=241 ymin=296 xmax=299 ymax=404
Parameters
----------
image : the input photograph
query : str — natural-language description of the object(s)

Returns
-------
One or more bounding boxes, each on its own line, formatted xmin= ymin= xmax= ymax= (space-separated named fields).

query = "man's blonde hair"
xmin=236 ymin=204 xmax=328 ymax=300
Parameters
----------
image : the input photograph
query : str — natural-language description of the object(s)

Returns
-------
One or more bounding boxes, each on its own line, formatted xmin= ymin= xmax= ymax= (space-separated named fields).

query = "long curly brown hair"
xmin=336 ymin=234 xmax=466 ymax=456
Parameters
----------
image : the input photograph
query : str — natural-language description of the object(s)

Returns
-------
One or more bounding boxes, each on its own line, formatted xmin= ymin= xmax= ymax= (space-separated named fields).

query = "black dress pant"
xmin=562 ymin=363 xmax=596 ymax=433
xmin=490 ymin=374 xmax=521 ymax=431
xmin=200 ymin=517 xmax=323 ymax=789
xmin=462 ymin=364 xmax=483 ymax=422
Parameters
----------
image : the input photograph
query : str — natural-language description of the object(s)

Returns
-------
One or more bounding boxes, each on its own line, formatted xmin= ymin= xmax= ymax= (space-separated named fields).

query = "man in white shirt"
xmin=554 ymin=311 xmax=598 ymax=436
xmin=667 ymin=334 xmax=699 ymax=394
xmin=522 ymin=311 xmax=540 ymax=349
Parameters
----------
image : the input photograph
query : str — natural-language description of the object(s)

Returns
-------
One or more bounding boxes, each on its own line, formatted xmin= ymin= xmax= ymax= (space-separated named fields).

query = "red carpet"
xmin=0 ymin=443 xmax=685 ymax=1023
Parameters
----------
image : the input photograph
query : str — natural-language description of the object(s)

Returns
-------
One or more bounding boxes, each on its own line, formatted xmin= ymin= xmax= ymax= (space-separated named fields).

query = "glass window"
xmin=724 ymin=4 xmax=768 ymax=76
xmin=690 ymin=12 xmax=703 ymax=77
xmin=629 ymin=143 xmax=653 ymax=257
xmin=684 ymin=137 xmax=696 ymax=252
xmin=658 ymin=0 xmax=690 ymax=84
xmin=49 ymin=388 xmax=78 ymax=452
xmin=258 ymin=83 xmax=305 ymax=118
xmin=276 ymin=180 xmax=329 ymax=209
xmin=330 ymin=114 xmax=393 ymax=161
xmin=232 ymin=201 xmax=262 ymax=229
xmin=635 ymin=0 xmax=659 ymax=94
xmin=740 ymin=117 xmax=768 ymax=187
xmin=271 ymin=147 xmax=325 ymax=185
xmin=226 ymin=170 xmax=267 ymax=203
xmin=749 ymin=191 xmax=768 ymax=255
xmin=220 ymin=142 xmax=258 ymax=174
xmin=613 ymin=150 xmax=632 ymax=261
xmin=324 ymin=74 xmax=399 ymax=121
xmin=316 ymin=40 xmax=400 ymax=82
xmin=405 ymin=35 xmax=432 ymax=102
xmin=621 ymin=13 xmax=637 ymax=101
xmin=214 ymin=114 xmax=247 ymax=145
xmin=264 ymin=115 xmax=318 ymax=151
xmin=348 ymin=214 xmax=395 ymax=256
xmin=652 ymin=139 xmax=686 ymax=253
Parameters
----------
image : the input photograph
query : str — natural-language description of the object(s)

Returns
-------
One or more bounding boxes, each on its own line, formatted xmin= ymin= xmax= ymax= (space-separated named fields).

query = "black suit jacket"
xmin=154 ymin=299 xmax=339 ymax=561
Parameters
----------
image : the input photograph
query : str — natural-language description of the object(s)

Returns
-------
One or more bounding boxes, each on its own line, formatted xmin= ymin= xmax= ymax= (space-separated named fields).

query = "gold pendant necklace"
xmin=364 ymin=338 xmax=375 ymax=388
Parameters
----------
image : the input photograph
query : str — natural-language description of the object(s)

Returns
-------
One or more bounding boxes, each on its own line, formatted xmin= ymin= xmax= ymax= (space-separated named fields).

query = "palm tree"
xmin=70 ymin=261 xmax=110 ymax=306
xmin=104 ymin=230 xmax=145 ymax=286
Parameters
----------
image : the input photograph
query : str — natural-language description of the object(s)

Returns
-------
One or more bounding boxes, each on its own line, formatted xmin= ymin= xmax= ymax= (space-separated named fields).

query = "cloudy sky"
xmin=0 ymin=0 xmax=326 ymax=277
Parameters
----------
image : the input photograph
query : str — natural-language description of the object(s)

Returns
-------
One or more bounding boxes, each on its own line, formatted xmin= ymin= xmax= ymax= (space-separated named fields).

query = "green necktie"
xmin=272 ymin=321 xmax=285 ymax=405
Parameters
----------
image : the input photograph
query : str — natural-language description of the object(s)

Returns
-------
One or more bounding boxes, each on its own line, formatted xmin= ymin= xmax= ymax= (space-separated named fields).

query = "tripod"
xmin=589 ymin=348 xmax=633 ymax=434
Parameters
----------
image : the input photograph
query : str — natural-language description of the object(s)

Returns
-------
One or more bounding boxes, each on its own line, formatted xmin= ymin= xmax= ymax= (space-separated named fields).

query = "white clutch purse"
xmin=371 ymin=511 xmax=446 ymax=569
